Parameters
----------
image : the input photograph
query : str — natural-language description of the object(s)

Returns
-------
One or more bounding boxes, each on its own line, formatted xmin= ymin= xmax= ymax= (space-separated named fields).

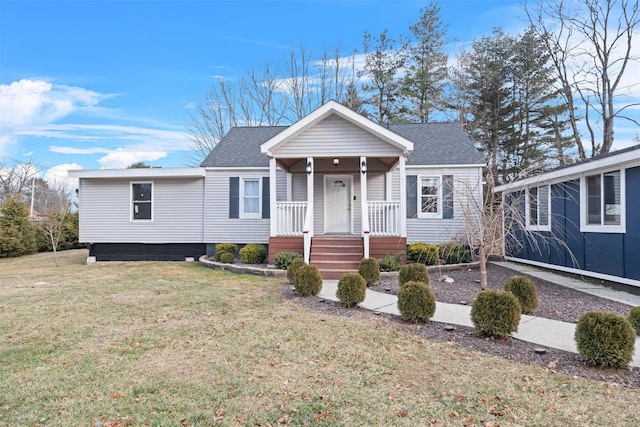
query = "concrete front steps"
xmin=310 ymin=235 xmax=363 ymax=280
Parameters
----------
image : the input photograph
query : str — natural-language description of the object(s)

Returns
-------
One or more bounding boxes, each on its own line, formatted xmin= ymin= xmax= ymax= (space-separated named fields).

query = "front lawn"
xmin=1 ymin=250 xmax=638 ymax=426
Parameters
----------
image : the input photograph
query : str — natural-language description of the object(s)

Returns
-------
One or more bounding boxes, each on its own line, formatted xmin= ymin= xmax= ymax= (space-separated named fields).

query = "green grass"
xmin=1 ymin=249 xmax=639 ymax=426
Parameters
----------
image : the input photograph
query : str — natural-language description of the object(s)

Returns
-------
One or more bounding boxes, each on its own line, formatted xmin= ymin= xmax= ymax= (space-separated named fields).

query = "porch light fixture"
xmin=333 ymin=158 xmax=340 ymax=167
xmin=306 ymin=160 xmax=312 ymax=175
xmin=360 ymin=159 xmax=367 ymax=175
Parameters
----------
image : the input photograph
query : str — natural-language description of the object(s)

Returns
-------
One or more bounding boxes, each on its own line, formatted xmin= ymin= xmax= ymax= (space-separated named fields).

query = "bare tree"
xmin=0 ymin=159 xmax=39 ymax=203
xmin=527 ymin=0 xmax=640 ymax=157
xmin=36 ymin=177 xmax=73 ymax=266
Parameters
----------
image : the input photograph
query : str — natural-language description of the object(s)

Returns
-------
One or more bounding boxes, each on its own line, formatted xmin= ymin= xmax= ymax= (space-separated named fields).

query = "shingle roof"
xmin=200 ymin=122 xmax=484 ymax=168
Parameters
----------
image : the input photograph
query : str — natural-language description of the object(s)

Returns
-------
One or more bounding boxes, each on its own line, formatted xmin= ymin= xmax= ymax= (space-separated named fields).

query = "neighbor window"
xmin=241 ymin=178 xmax=261 ymax=218
xmin=131 ymin=182 xmax=152 ymax=221
xmin=527 ymin=185 xmax=550 ymax=230
xmin=583 ymin=169 xmax=624 ymax=231
xmin=419 ymin=176 xmax=441 ymax=218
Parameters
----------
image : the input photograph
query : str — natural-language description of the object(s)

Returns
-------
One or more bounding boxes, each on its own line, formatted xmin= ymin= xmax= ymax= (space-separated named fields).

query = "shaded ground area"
xmin=283 ymin=263 xmax=640 ymax=387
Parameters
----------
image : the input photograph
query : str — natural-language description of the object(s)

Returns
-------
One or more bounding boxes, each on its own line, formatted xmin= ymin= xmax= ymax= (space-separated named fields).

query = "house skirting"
xmin=89 ymin=243 xmax=206 ymax=261
xmin=268 ymin=236 xmax=304 ymax=264
xmin=369 ymin=236 xmax=407 ymax=261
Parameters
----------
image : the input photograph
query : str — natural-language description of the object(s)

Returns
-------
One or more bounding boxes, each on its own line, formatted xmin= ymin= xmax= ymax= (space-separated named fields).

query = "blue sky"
xmin=1 ymin=0 xmax=638 ymax=184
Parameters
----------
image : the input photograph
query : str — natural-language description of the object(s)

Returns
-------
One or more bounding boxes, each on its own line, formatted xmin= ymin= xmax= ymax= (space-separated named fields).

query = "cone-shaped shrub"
xmin=358 ymin=258 xmax=380 ymax=286
xmin=287 ymin=258 xmax=306 ymax=284
xmin=629 ymin=307 xmax=640 ymax=335
xmin=219 ymin=252 xmax=235 ymax=264
xmin=575 ymin=311 xmax=635 ymax=368
xmin=397 ymin=281 xmax=436 ymax=323
xmin=274 ymin=251 xmax=303 ymax=270
xmin=470 ymin=290 xmax=521 ymax=338
xmin=336 ymin=273 xmax=366 ymax=308
xmin=294 ymin=264 xmax=323 ymax=296
xmin=239 ymin=243 xmax=267 ymax=264
xmin=504 ymin=275 xmax=538 ymax=314
xmin=399 ymin=263 xmax=430 ymax=286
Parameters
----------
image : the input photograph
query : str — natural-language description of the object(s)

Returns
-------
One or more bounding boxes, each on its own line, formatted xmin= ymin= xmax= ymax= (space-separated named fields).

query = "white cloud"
xmin=97 ymin=149 xmax=167 ymax=169
xmin=45 ymin=163 xmax=83 ymax=192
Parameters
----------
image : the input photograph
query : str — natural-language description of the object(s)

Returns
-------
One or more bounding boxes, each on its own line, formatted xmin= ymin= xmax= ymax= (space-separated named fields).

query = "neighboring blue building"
xmin=495 ymin=145 xmax=640 ymax=289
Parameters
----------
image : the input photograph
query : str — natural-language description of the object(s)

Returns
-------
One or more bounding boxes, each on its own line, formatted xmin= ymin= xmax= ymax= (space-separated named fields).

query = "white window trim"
xmin=526 ymin=185 xmax=551 ymax=232
xmin=580 ymin=168 xmax=626 ymax=233
xmin=417 ymin=175 xmax=442 ymax=219
xmin=130 ymin=181 xmax=153 ymax=222
xmin=240 ymin=177 xmax=262 ymax=219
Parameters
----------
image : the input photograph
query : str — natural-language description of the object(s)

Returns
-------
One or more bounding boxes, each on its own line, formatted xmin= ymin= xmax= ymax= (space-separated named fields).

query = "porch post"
xmin=269 ymin=157 xmax=277 ymax=237
xmin=303 ymin=157 xmax=314 ymax=263
xmin=360 ymin=156 xmax=370 ymax=259
xmin=399 ymin=154 xmax=407 ymax=238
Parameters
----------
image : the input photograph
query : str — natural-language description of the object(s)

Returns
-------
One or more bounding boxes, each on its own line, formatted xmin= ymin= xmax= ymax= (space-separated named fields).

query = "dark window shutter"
xmin=406 ymin=175 xmax=417 ymax=218
xmin=229 ymin=177 xmax=239 ymax=218
xmin=262 ymin=177 xmax=270 ymax=219
xmin=443 ymin=175 xmax=454 ymax=219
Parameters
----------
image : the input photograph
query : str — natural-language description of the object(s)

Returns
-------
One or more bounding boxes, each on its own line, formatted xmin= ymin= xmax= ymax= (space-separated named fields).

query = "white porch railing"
xmin=275 ymin=202 xmax=307 ymax=236
xmin=368 ymin=201 xmax=401 ymax=236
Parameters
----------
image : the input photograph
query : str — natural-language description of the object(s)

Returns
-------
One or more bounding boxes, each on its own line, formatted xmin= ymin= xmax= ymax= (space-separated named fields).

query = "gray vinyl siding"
xmin=292 ymin=173 xmax=306 ymax=201
xmin=204 ymin=170 xmax=270 ymax=243
xmin=78 ymin=177 xmax=204 ymax=243
xmin=273 ymin=116 xmax=403 ymax=158
xmin=367 ymin=172 xmax=386 ymax=201
xmin=276 ymin=167 xmax=287 ymax=201
xmin=394 ymin=166 xmax=483 ymax=244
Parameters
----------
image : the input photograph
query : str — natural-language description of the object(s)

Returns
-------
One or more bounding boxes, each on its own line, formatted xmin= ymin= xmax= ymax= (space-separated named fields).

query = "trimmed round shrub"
xmin=294 ymin=264 xmax=323 ymax=296
xmin=358 ymin=258 xmax=380 ymax=286
xmin=219 ymin=252 xmax=235 ymax=264
xmin=378 ymin=253 xmax=403 ymax=272
xmin=470 ymin=290 xmax=521 ymax=338
xmin=239 ymin=243 xmax=267 ymax=264
xmin=628 ymin=307 xmax=640 ymax=335
xmin=336 ymin=273 xmax=366 ymax=308
xmin=397 ymin=281 xmax=436 ymax=323
xmin=575 ymin=311 xmax=636 ymax=368
xmin=399 ymin=263 xmax=430 ymax=287
xmin=287 ymin=258 xmax=306 ymax=284
xmin=438 ymin=243 xmax=471 ymax=264
xmin=504 ymin=275 xmax=539 ymax=315
xmin=214 ymin=243 xmax=238 ymax=261
xmin=274 ymin=251 xmax=303 ymax=270
xmin=407 ymin=243 xmax=439 ymax=265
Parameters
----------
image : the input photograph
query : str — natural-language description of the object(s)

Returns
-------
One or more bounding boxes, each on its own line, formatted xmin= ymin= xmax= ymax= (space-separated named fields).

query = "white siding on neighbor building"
xmin=204 ymin=170 xmax=270 ymax=243
xmin=78 ymin=177 xmax=205 ymax=243
xmin=393 ymin=166 xmax=483 ymax=244
xmin=273 ymin=116 xmax=403 ymax=158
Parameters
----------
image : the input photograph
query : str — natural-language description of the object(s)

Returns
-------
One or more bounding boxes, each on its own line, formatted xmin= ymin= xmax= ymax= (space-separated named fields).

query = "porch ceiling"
xmin=277 ymin=156 xmax=399 ymax=174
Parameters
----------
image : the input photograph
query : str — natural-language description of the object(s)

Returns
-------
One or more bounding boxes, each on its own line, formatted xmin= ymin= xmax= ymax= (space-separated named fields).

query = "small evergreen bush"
xmin=287 ymin=258 xmax=306 ymax=284
xmin=407 ymin=243 xmax=439 ymax=265
xmin=438 ymin=243 xmax=471 ymax=264
xmin=470 ymin=290 xmax=521 ymax=338
xmin=504 ymin=275 xmax=539 ymax=314
xmin=628 ymin=307 xmax=640 ymax=335
xmin=219 ymin=252 xmax=235 ymax=264
xmin=378 ymin=253 xmax=403 ymax=272
xmin=239 ymin=243 xmax=267 ymax=264
xmin=274 ymin=251 xmax=303 ymax=270
xmin=575 ymin=311 xmax=636 ymax=368
xmin=214 ymin=243 xmax=238 ymax=261
xmin=399 ymin=263 xmax=430 ymax=286
xmin=397 ymin=280 xmax=436 ymax=323
xmin=336 ymin=273 xmax=366 ymax=308
xmin=358 ymin=258 xmax=380 ymax=286
xmin=294 ymin=264 xmax=323 ymax=296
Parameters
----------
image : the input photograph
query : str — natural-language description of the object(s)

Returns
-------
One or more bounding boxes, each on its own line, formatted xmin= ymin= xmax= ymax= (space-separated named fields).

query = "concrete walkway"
xmin=319 ymin=264 xmax=640 ymax=367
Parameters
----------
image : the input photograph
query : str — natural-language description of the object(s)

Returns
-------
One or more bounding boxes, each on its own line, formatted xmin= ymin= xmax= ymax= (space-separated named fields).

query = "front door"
xmin=324 ymin=175 xmax=352 ymax=233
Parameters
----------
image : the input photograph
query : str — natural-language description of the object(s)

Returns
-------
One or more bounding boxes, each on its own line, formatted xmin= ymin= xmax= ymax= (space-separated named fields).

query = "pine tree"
xmin=0 ymin=197 xmax=37 ymax=258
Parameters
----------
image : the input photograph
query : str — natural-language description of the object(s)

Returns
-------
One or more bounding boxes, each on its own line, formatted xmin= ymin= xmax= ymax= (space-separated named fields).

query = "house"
xmin=494 ymin=144 xmax=640 ymax=288
xmin=69 ymin=101 xmax=484 ymax=278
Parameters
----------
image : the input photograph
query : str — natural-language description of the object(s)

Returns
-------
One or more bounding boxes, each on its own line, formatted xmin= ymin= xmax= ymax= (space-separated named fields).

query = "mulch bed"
xmin=282 ymin=263 xmax=640 ymax=388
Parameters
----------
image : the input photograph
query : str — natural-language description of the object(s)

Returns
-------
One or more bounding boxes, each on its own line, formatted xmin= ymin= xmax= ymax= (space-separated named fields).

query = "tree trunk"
xmin=479 ymin=244 xmax=488 ymax=289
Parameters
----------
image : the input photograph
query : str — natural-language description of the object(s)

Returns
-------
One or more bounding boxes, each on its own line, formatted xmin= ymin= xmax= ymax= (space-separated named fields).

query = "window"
xmin=241 ymin=178 xmax=261 ymax=218
xmin=131 ymin=182 xmax=152 ymax=221
xmin=419 ymin=176 xmax=441 ymax=218
xmin=582 ymin=169 xmax=625 ymax=232
xmin=527 ymin=185 xmax=550 ymax=231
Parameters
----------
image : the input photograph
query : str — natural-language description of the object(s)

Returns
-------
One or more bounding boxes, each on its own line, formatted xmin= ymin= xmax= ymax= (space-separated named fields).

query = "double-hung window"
xmin=582 ymin=169 xmax=625 ymax=232
xmin=419 ymin=176 xmax=441 ymax=218
xmin=131 ymin=182 xmax=152 ymax=221
xmin=241 ymin=178 xmax=261 ymax=218
xmin=526 ymin=185 xmax=550 ymax=231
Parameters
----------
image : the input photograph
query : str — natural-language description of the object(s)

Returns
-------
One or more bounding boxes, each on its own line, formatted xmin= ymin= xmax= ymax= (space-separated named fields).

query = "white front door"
xmin=324 ymin=175 xmax=352 ymax=233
